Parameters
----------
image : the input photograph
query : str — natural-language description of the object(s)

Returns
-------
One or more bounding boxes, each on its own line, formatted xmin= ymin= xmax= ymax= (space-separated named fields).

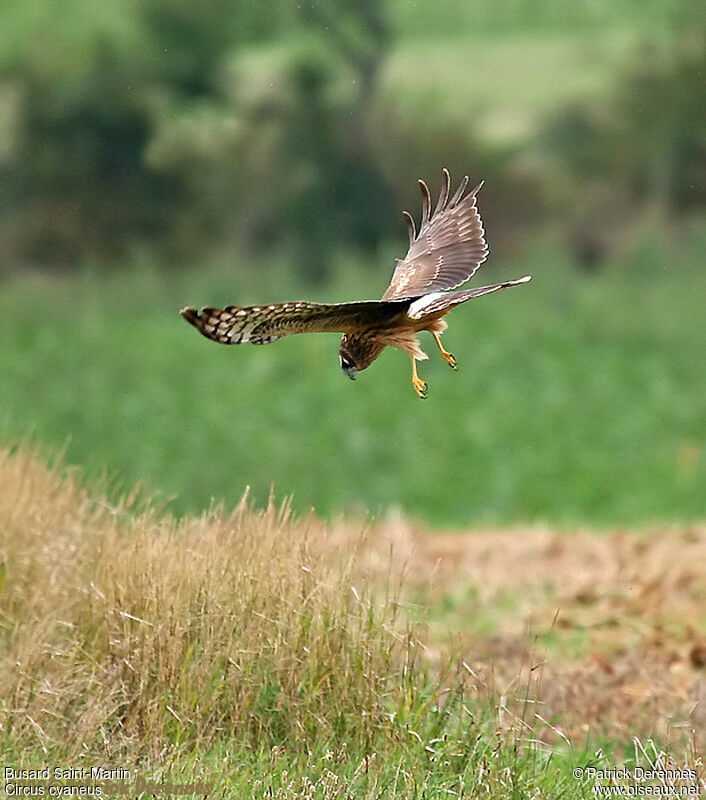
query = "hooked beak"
xmin=340 ymin=354 xmax=357 ymax=381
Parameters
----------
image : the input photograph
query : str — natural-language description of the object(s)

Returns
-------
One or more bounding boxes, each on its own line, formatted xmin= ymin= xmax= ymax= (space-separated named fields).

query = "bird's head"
xmin=339 ymin=334 xmax=384 ymax=381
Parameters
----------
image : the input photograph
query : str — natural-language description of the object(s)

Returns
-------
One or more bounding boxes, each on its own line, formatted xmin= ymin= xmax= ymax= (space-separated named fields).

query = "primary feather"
xmin=382 ymin=169 xmax=488 ymax=301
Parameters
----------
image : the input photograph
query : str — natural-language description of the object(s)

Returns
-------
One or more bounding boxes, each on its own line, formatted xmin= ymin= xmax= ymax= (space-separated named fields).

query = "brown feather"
xmin=402 ymin=210 xmax=416 ymax=245
xmin=381 ymin=171 xmax=489 ymax=300
xmin=180 ymin=300 xmax=411 ymax=346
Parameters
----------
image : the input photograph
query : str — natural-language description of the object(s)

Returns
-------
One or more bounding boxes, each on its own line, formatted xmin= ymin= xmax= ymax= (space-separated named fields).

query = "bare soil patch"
xmin=350 ymin=518 xmax=706 ymax=749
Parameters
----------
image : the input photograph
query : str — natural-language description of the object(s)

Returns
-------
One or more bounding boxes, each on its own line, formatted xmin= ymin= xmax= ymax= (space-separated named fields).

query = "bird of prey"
xmin=180 ymin=170 xmax=531 ymax=398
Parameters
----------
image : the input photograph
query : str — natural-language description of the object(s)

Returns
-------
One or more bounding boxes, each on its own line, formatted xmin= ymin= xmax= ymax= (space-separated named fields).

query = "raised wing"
xmin=382 ymin=169 xmax=488 ymax=301
xmin=180 ymin=300 xmax=410 ymax=345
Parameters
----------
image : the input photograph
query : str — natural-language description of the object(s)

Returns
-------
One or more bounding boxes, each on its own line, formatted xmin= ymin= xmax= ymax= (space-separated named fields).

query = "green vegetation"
xmin=1 ymin=0 xmax=701 ymax=272
xmin=2 ymin=228 xmax=704 ymax=527
xmin=2 ymin=2 xmax=702 ymax=531
xmin=3 ymin=446 xmax=696 ymax=798
xmin=1 ymin=0 xmax=703 ymax=790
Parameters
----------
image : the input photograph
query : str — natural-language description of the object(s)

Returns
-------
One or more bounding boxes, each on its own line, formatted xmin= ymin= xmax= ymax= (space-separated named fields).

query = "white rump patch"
xmin=407 ymin=292 xmax=446 ymax=319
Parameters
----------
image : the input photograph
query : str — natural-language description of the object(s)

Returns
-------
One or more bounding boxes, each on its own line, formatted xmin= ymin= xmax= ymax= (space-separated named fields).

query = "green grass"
xmin=1 ymin=713 xmax=607 ymax=799
xmin=0 ymin=741 xmax=680 ymax=799
xmin=383 ymin=33 xmax=627 ymax=147
xmin=0 ymin=719 xmax=613 ymax=799
xmin=380 ymin=0 xmax=693 ymax=147
xmin=1 ymin=229 xmax=704 ymax=527
xmin=387 ymin=0 xmax=693 ymax=39
xmin=1 ymin=446 xmax=678 ymax=798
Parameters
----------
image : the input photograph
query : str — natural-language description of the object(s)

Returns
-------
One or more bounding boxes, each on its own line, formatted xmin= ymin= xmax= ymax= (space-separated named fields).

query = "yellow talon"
xmin=412 ymin=378 xmax=428 ymax=398
xmin=411 ymin=358 xmax=428 ymax=399
xmin=432 ymin=332 xmax=457 ymax=370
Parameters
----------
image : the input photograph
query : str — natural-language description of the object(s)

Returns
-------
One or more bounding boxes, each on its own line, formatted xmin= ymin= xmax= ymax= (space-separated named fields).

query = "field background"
xmin=2 ymin=446 xmax=705 ymax=797
xmin=1 ymin=0 xmax=704 ymax=794
xmin=0 ymin=0 xmax=703 ymax=528
xmin=2 ymin=235 xmax=705 ymax=526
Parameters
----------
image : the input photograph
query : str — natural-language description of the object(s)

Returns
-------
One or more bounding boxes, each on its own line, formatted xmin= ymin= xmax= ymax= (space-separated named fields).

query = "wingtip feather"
xmin=402 ymin=209 xmax=417 ymax=244
xmin=180 ymin=305 xmax=199 ymax=322
xmin=418 ymin=179 xmax=432 ymax=224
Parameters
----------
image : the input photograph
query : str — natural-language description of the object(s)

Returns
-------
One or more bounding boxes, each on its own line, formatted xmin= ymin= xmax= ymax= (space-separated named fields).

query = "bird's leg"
xmin=432 ymin=332 xmax=457 ymax=370
xmin=411 ymin=357 xmax=428 ymax=399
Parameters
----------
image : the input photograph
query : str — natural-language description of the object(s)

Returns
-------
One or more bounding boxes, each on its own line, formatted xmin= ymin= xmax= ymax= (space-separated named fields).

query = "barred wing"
xmin=382 ymin=169 xmax=488 ymax=300
xmin=180 ymin=300 xmax=410 ymax=345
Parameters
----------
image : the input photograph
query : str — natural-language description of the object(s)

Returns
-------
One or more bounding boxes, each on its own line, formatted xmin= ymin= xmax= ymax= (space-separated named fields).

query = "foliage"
xmin=3 ymin=445 xmax=699 ymax=796
xmin=0 ymin=0 xmax=701 ymax=276
xmin=1 ymin=232 xmax=704 ymax=527
xmin=540 ymin=29 xmax=706 ymax=267
xmin=0 ymin=445 xmax=582 ymax=794
xmin=0 ymin=0 xmax=392 ymax=277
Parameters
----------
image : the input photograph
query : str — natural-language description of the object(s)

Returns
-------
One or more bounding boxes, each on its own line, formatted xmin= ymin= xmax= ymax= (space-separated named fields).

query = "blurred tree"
xmin=2 ymin=0 xmax=701 ymax=279
xmin=0 ymin=0 xmax=393 ymax=281
xmin=0 ymin=0 xmax=205 ymax=267
xmin=148 ymin=0 xmax=393 ymax=282
xmin=540 ymin=30 xmax=706 ymax=269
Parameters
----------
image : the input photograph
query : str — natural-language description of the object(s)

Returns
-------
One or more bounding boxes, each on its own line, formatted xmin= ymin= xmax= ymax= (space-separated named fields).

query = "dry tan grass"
xmin=1 ymin=444 xmax=704 ymax=764
xmin=0 ymin=445 xmax=413 ymax=758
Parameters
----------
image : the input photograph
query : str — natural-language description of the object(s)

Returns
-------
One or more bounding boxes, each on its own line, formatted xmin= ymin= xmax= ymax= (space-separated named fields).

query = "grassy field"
xmin=1 ymin=445 xmax=703 ymax=797
xmin=1 ymin=0 xmax=703 ymax=793
xmin=377 ymin=0 xmax=694 ymax=155
xmin=1 ymin=228 xmax=704 ymax=527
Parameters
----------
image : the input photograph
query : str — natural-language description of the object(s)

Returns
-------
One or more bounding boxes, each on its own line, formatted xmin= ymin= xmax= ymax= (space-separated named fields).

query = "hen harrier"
xmin=180 ymin=170 xmax=531 ymax=398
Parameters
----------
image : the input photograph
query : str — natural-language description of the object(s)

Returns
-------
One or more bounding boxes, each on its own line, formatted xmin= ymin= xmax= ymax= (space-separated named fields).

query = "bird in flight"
xmin=180 ymin=170 xmax=531 ymax=398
